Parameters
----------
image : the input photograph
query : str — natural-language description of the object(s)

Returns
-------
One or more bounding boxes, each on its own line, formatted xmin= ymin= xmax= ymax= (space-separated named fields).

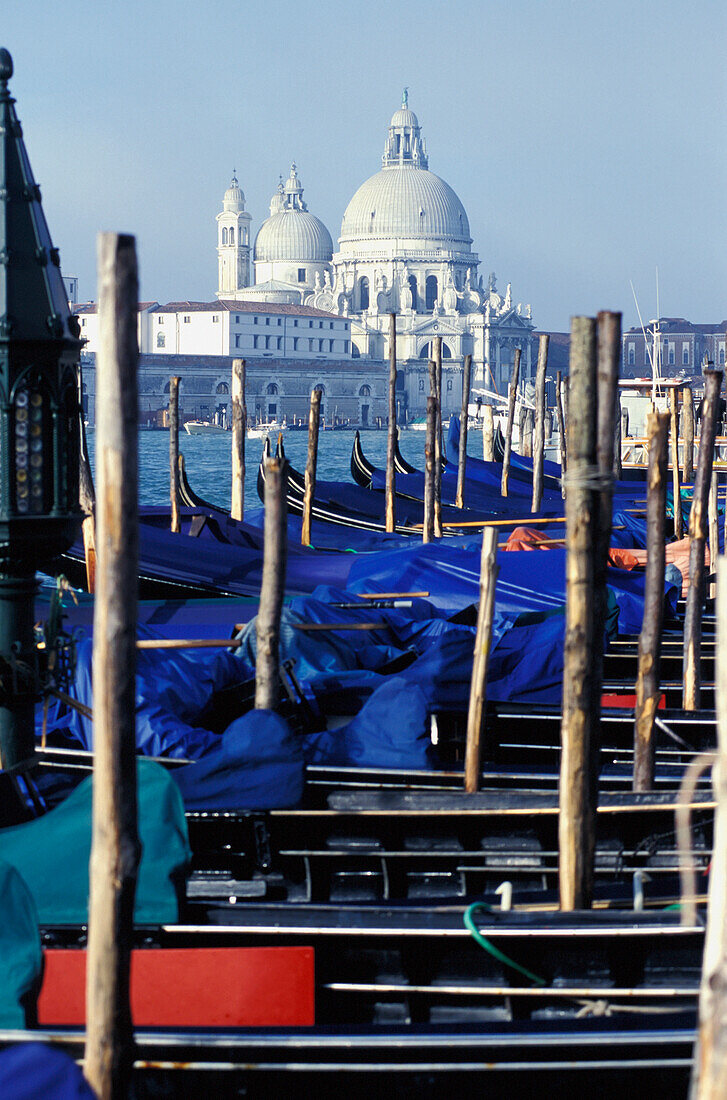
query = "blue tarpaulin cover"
xmin=0 ymin=1044 xmax=96 ymax=1098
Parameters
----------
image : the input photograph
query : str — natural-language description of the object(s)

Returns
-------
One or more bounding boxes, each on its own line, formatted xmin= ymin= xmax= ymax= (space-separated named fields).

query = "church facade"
xmin=217 ymin=94 xmax=535 ymax=417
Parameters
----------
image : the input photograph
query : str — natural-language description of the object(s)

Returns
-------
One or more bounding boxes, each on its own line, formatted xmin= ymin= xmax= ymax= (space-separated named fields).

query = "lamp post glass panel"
xmin=0 ymin=49 xmax=82 ymax=769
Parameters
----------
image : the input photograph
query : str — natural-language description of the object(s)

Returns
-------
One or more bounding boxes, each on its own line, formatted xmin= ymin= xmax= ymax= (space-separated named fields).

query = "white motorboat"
xmin=184 ymin=420 xmax=228 ymax=436
xmin=247 ymin=420 xmax=287 ymax=438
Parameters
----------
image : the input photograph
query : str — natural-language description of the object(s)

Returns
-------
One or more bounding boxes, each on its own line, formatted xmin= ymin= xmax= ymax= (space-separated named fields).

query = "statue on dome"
xmin=487 ymin=272 xmax=497 ymax=293
xmin=504 ymin=283 xmax=512 ymax=310
xmin=314 ymin=271 xmax=322 ymax=289
xmin=324 ymin=270 xmax=332 ymax=289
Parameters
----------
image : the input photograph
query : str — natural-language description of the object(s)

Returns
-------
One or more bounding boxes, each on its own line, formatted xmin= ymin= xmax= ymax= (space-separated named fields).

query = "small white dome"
xmin=390 ymin=106 xmax=419 ymax=129
xmin=254 ymin=210 xmax=333 ymax=263
xmin=223 ymin=174 xmax=245 ymax=211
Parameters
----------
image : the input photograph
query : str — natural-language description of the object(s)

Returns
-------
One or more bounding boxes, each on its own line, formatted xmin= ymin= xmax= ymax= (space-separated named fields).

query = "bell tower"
xmin=216 ymin=173 xmax=252 ymax=297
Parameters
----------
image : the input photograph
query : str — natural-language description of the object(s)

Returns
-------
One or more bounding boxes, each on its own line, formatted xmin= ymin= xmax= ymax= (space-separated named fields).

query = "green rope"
xmin=463 ymin=902 xmax=547 ymax=986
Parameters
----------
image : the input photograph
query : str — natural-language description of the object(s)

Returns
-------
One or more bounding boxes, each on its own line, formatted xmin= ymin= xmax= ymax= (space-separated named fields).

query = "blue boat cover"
xmin=0 ymin=1044 xmax=96 ymax=1099
xmin=172 ymin=709 xmax=305 ymax=811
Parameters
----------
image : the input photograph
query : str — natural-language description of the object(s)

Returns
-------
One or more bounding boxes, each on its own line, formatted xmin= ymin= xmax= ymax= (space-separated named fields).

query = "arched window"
xmin=157 ymin=332 xmax=165 ymax=348
xmin=359 ymin=384 xmax=371 ymax=397
xmin=408 ymin=275 xmax=418 ymax=311
xmin=229 ymin=227 xmax=235 ymax=245
xmin=351 ymin=344 xmax=360 ymax=358
xmin=359 ymin=276 xmax=369 ymax=311
xmin=425 ymin=275 xmax=438 ymax=310
xmin=314 ymin=383 xmax=325 ymax=396
xmin=216 ymin=382 xmax=229 ymax=394
xmin=266 ymin=383 xmax=278 ymax=395
xmin=221 ymin=227 xmax=228 ymax=245
xmin=418 ymin=341 xmax=452 ymax=360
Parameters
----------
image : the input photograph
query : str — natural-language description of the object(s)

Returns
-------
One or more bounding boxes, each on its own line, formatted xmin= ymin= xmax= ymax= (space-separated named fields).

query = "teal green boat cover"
xmin=0 ymin=760 xmax=190 ymax=925
xmin=0 ymin=860 xmax=41 ymax=1028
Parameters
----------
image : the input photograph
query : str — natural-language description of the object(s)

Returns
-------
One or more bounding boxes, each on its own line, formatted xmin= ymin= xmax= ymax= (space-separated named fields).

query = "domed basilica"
xmin=216 ymin=93 xmax=534 ymax=410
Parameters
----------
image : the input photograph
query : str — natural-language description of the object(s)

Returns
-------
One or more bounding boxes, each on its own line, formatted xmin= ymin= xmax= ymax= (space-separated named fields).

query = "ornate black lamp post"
xmin=0 ymin=48 xmax=82 ymax=770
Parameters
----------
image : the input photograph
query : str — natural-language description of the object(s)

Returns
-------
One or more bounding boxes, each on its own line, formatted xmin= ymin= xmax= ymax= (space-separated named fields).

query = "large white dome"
xmin=254 ymin=210 xmax=333 ymax=263
xmin=339 ymin=167 xmax=471 ymax=246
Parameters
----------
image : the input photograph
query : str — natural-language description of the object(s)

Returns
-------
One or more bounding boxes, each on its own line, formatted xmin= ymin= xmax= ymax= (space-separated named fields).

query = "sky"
xmin=4 ymin=0 xmax=726 ymax=332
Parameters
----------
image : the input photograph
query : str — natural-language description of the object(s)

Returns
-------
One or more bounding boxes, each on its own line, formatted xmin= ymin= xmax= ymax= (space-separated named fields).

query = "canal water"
xmin=86 ymin=426 xmax=487 ymax=510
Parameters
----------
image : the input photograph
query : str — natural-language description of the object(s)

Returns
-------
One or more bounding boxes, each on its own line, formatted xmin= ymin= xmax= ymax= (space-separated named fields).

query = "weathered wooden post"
xmin=464 ymin=527 xmax=499 ymax=792
xmin=556 ymin=369 xmax=567 ymax=473
xmin=168 ymin=375 xmax=181 ymax=533
xmin=621 ymin=405 xmax=629 ymax=441
xmin=593 ymin=311 xmax=621 ymax=680
xmin=559 ymin=316 xmax=598 ymax=911
xmin=301 ymin=387 xmax=322 ymax=545
xmin=482 ymin=404 xmax=494 ymax=462
xmin=231 ymin=358 xmax=246 ymax=521
xmin=670 ymin=386 xmax=684 ymax=539
xmin=532 ymin=334 xmax=549 ymax=513
xmin=633 ymin=411 xmax=669 ymax=791
xmin=455 ymin=353 xmax=472 ymax=508
xmin=710 ymin=468 xmax=719 ymax=601
xmin=255 ymin=456 xmax=287 ymax=710
xmin=683 ymin=384 xmax=695 ymax=483
xmin=521 ymin=408 xmax=534 ymax=458
xmin=613 ymin=391 xmax=623 ymax=480
xmin=683 ymin=369 xmax=723 ymax=710
xmin=85 ymin=233 xmax=141 ymax=1100
xmin=501 ymin=348 xmax=521 ymax=497
xmin=433 ymin=337 xmax=443 ymax=537
xmin=423 ymin=396 xmax=436 ymax=543
xmin=691 ymin=556 xmax=727 ymax=1099
xmin=385 ymin=313 xmax=397 ymax=532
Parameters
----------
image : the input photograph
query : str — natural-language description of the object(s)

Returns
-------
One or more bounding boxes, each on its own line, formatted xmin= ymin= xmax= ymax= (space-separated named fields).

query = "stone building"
xmin=79 ymin=351 xmax=389 ymax=429
xmin=622 ymin=319 xmax=726 ymax=378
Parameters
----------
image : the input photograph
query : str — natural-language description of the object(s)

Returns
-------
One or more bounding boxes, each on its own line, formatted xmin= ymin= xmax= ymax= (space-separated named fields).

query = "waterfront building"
xmin=79 ymin=350 xmax=388 ymax=429
xmin=622 ymin=319 xmax=726 ymax=378
xmin=75 ymin=300 xmax=351 ymax=361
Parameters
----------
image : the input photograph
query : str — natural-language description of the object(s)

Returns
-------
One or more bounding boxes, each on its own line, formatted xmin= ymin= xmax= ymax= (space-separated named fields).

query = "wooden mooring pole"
xmin=691 ymin=555 xmax=727 ymax=1098
xmin=433 ymin=337 xmax=443 ymax=538
xmin=559 ymin=316 xmax=598 ymax=911
xmin=633 ymin=411 xmax=669 ymax=791
xmin=455 ymin=353 xmax=472 ymax=508
xmin=683 ymin=384 xmax=695 ymax=483
xmin=683 ymin=368 xmax=723 ymax=710
xmin=385 ymin=313 xmax=397 ymax=532
xmin=169 ymin=375 xmax=181 ymax=533
xmin=84 ymin=233 xmax=141 ymax=1100
xmin=464 ymin=527 xmax=499 ymax=792
xmin=231 ymin=358 xmax=246 ymax=521
xmin=593 ymin=311 xmax=621 ymax=674
xmin=613 ymin=390 xmax=623 ymax=481
xmin=256 ymin=457 xmax=287 ymax=710
xmin=501 ymin=348 xmax=521 ymax=497
xmin=423 ymin=396 xmax=436 ymax=543
xmin=710 ymin=468 xmax=719 ymax=601
xmin=556 ymin=371 xmax=567 ymax=474
xmin=670 ymin=386 xmax=684 ymax=539
xmin=532 ymin=334 xmax=549 ymax=513
xmin=301 ymin=387 xmax=322 ymax=545
xmin=482 ymin=404 xmax=494 ymax=462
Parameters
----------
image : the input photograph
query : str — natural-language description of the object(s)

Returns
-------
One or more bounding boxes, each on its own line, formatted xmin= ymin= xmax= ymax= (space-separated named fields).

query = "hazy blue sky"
xmin=4 ymin=0 xmax=726 ymax=331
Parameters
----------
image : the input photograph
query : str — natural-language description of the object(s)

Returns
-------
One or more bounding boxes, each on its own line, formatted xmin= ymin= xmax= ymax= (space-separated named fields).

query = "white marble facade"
xmin=216 ymin=93 xmax=534 ymax=415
